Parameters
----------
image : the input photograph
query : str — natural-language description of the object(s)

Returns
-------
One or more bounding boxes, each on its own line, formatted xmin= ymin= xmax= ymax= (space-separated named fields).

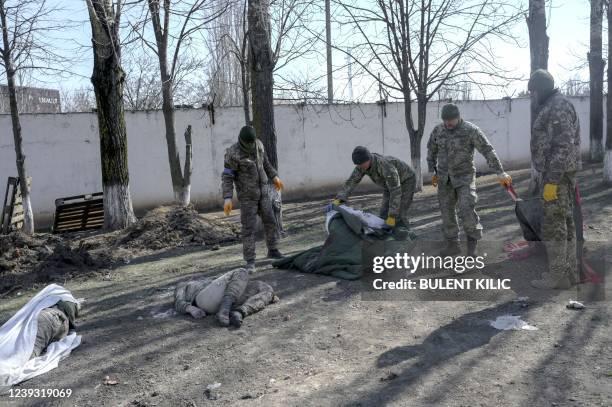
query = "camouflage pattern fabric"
xmin=222 ymin=139 xmax=281 ymax=262
xmin=174 ymin=269 xmax=275 ymax=318
xmin=427 ymin=120 xmax=504 ymax=187
xmin=379 ymin=177 xmax=416 ymax=227
xmin=222 ymin=139 xmax=278 ymax=202
xmin=336 ymin=153 xmax=416 ymax=220
xmin=531 ymin=90 xmax=582 ymax=184
xmin=30 ymin=306 xmax=70 ymax=359
xmin=437 ymin=175 xmax=482 ymax=241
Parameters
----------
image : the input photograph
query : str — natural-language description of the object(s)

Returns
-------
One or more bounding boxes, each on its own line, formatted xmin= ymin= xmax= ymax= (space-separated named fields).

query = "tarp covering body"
xmin=273 ymin=205 xmax=414 ymax=280
xmin=0 ymin=284 xmax=81 ymax=394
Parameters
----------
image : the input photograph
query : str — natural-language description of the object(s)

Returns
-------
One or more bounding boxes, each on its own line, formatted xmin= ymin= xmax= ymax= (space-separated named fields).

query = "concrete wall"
xmin=0 ymin=96 xmax=596 ymax=226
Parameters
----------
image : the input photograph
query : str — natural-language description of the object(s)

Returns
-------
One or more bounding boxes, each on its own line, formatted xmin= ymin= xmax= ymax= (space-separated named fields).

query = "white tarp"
xmin=325 ymin=204 xmax=386 ymax=235
xmin=0 ymin=284 xmax=81 ymax=394
xmin=490 ymin=315 xmax=538 ymax=331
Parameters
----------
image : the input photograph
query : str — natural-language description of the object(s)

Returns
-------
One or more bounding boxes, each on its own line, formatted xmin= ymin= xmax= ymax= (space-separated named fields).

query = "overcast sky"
xmin=30 ymin=0 xmax=595 ymax=102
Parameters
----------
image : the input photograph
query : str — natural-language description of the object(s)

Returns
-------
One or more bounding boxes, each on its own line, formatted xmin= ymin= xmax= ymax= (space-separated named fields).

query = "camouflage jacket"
xmin=336 ymin=153 xmax=415 ymax=218
xmin=173 ymin=278 xmax=213 ymax=314
xmin=531 ymin=90 xmax=581 ymax=184
xmin=427 ymin=120 xmax=504 ymax=186
xmin=222 ymin=139 xmax=278 ymax=202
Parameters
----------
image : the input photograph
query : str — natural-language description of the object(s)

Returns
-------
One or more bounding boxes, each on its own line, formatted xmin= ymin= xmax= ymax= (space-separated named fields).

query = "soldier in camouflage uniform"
xmin=427 ymin=104 xmax=512 ymax=256
xmin=528 ymin=70 xmax=581 ymax=289
xmin=333 ymin=146 xmax=416 ymax=229
xmin=222 ymin=126 xmax=285 ymax=272
xmin=31 ymin=300 xmax=79 ymax=359
xmin=174 ymin=268 xmax=278 ymax=328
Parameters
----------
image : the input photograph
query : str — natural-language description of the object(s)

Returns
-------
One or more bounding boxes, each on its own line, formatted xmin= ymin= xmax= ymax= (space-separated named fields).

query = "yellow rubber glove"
xmin=223 ymin=198 xmax=233 ymax=216
xmin=543 ymin=183 xmax=558 ymax=202
xmin=332 ymin=199 xmax=343 ymax=206
xmin=273 ymin=176 xmax=284 ymax=191
xmin=498 ymin=172 xmax=512 ymax=188
xmin=431 ymin=174 xmax=438 ymax=187
xmin=385 ymin=216 xmax=396 ymax=227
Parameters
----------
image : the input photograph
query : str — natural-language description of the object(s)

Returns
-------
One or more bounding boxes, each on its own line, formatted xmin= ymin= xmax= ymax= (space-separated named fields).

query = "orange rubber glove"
xmin=273 ymin=176 xmax=284 ymax=191
xmin=431 ymin=174 xmax=439 ymax=187
xmin=223 ymin=198 xmax=233 ymax=216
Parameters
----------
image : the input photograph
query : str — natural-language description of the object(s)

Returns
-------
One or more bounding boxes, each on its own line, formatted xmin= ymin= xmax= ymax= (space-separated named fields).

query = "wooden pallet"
xmin=1 ymin=176 xmax=30 ymax=234
xmin=52 ymin=192 xmax=104 ymax=234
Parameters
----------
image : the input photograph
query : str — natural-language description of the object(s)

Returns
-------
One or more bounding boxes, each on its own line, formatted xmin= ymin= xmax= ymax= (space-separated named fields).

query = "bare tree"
xmin=605 ymin=0 xmax=612 ymax=184
xmin=85 ymin=0 xmax=137 ymax=230
xmin=325 ymin=0 xmax=333 ymax=103
xmin=61 ymin=86 xmax=96 ymax=112
xmin=589 ymin=0 xmax=605 ymax=162
xmin=0 ymin=0 xmax=70 ymax=234
xmin=334 ymin=0 xmax=524 ymax=189
xmin=129 ymin=0 xmax=224 ymax=206
xmin=526 ymin=0 xmax=548 ymax=195
xmin=123 ymin=52 xmax=162 ymax=110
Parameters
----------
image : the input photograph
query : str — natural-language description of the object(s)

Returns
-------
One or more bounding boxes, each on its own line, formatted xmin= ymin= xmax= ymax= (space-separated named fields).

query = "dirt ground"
xmin=1 ymin=165 xmax=611 ymax=407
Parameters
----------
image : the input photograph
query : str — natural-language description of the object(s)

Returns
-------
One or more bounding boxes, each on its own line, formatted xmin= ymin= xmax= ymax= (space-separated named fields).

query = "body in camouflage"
xmin=336 ymin=153 xmax=416 ymax=227
xmin=531 ymin=90 xmax=581 ymax=282
xmin=427 ymin=120 xmax=504 ymax=240
xmin=222 ymin=139 xmax=280 ymax=262
xmin=174 ymin=269 xmax=275 ymax=318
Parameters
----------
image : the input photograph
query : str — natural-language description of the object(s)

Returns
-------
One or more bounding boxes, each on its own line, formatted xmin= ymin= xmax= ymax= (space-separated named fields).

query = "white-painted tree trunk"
xmin=412 ymin=158 xmax=423 ymax=192
xmin=21 ymin=194 xmax=34 ymax=234
xmin=175 ymin=185 xmax=191 ymax=207
xmin=604 ymin=150 xmax=612 ymax=184
xmin=104 ymin=184 xmax=137 ymax=230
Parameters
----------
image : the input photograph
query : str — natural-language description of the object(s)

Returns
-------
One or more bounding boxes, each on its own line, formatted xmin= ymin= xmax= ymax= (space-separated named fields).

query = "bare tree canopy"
xmin=332 ymin=0 xmax=524 ymax=189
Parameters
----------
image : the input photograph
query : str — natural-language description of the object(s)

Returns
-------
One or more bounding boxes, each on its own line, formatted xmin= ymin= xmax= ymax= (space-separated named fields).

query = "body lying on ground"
xmin=174 ymin=268 xmax=278 ymax=327
xmin=31 ymin=300 xmax=79 ymax=359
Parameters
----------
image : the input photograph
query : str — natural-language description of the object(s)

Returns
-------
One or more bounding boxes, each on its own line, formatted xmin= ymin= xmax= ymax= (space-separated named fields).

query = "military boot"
xmin=216 ymin=295 xmax=233 ymax=327
xmin=530 ymin=273 xmax=572 ymax=290
xmin=467 ymin=237 xmax=478 ymax=257
xmin=440 ymin=240 xmax=461 ymax=256
xmin=229 ymin=310 xmax=243 ymax=328
xmin=245 ymin=261 xmax=255 ymax=274
xmin=267 ymin=249 xmax=284 ymax=259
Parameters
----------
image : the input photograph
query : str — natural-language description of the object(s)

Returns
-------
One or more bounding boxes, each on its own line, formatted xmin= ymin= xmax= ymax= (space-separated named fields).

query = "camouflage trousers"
xmin=240 ymin=197 xmax=279 ymax=263
xmin=437 ymin=177 xmax=482 ymax=240
xmin=31 ymin=307 xmax=69 ymax=359
xmin=224 ymin=268 xmax=275 ymax=317
xmin=542 ymin=173 xmax=577 ymax=279
xmin=379 ymin=177 xmax=416 ymax=228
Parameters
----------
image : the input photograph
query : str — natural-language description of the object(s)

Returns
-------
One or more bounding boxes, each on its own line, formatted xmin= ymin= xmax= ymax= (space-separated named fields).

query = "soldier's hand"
xmin=223 ymin=198 xmax=233 ymax=216
xmin=543 ymin=183 xmax=558 ymax=202
xmin=186 ymin=305 xmax=206 ymax=319
xmin=498 ymin=172 xmax=512 ymax=188
xmin=332 ymin=198 xmax=343 ymax=206
xmin=431 ymin=174 xmax=438 ymax=187
xmin=273 ymin=176 xmax=284 ymax=191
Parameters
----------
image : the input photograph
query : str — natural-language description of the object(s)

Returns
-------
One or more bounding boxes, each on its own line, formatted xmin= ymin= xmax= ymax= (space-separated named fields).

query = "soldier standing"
xmin=333 ymin=146 xmax=416 ymax=230
xmin=222 ymin=126 xmax=284 ymax=272
xmin=427 ymin=103 xmax=512 ymax=256
xmin=528 ymin=69 xmax=581 ymax=289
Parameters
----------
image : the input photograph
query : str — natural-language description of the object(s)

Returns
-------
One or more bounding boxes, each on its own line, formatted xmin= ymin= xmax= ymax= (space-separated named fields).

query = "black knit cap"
xmin=528 ymin=69 xmax=554 ymax=93
xmin=239 ymin=125 xmax=256 ymax=143
xmin=441 ymin=104 xmax=460 ymax=120
xmin=352 ymin=146 xmax=371 ymax=165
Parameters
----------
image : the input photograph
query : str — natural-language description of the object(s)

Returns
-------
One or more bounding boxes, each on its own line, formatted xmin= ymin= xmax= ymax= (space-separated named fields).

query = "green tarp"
xmin=272 ymin=206 xmax=414 ymax=280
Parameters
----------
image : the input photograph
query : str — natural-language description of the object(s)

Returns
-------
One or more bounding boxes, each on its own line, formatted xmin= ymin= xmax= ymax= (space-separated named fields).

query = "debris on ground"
xmin=103 ymin=375 xmax=119 ymax=386
xmin=204 ymin=382 xmax=221 ymax=400
xmin=490 ymin=315 xmax=538 ymax=331
xmin=566 ymin=300 xmax=585 ymax=310
xmin=115 ymin=206 xmax=239 ymax=251
xmin=0 ymin=206 xmax=240 ymax=296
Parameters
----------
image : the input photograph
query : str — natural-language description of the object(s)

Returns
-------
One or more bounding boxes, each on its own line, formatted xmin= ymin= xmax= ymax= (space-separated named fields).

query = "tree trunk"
xmin=181 ymin=125 xmax=193 ymax=206
xmin=605 ymin=3 xmax=612 ymax=185
xmin=87 ymin=0 xmax=136 ymax=230
xmin=325 ymin=0 xmax=333 ymax=104
xmin=248 ymin=0 xmax=278 ymax=169
xmin=404 ymin=93 xmax=423 ymax=192
xmin=589 ymin=0 xmax=605 ymax=163
xmin=241 ymin=59 xmax=251 ymax=124
xmin=526 ymin=0 xmax=549 ymax=196
xmin=0 ymin=5 xmax=34 ymax=234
